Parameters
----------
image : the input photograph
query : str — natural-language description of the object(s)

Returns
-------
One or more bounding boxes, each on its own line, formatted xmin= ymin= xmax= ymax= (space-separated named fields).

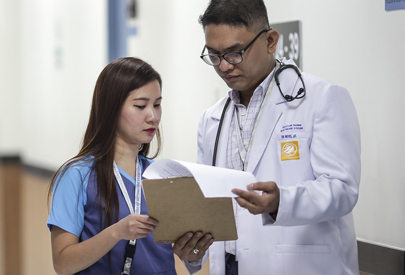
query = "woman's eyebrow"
xmin=133 ymin=96 xmax=162 ymax=101
xmin=132 ymin=97 xmax=149 ymax=101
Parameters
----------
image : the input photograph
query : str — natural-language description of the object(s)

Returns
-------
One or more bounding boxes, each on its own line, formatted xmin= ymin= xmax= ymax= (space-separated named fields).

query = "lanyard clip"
xmin=121 ymin=257 xmax=133 ymax=275
xmin=121 ymin=241 xmax=136 ymax=274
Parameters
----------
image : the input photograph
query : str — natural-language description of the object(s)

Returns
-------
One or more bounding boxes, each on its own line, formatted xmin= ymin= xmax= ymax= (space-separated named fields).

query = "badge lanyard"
xmin=234 ymin=81 xmax=275 ymax=171
xmin=113 ymin=156 xmax=142 ymax=275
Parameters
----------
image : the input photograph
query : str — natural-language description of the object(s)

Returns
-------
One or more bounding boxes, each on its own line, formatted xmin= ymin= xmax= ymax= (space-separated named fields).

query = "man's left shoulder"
xmin=302 ymin=72 xmax=347 ymax=92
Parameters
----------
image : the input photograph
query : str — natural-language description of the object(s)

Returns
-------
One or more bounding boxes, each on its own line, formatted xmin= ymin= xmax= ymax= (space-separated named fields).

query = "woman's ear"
xmin=266 ymin=29 xmax=279 ymax=54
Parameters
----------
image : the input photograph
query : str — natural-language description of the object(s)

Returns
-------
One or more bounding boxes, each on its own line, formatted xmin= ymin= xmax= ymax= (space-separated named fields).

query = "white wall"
xmin=1 ymin=0 xmax=404 ymax=253
xmin=0 ymin=0 xmax=20 ymax=156
xmin=18 ymin=0 xmax=107 ymax=169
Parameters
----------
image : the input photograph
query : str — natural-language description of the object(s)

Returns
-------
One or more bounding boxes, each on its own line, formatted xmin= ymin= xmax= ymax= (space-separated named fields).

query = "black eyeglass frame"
xmin=200 ymin=29 xmax=271 ymax=66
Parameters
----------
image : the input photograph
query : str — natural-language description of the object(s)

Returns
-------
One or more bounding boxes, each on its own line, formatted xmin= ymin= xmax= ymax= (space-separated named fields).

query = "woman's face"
xmin=116 ymin=80 xmax=162 ymax=149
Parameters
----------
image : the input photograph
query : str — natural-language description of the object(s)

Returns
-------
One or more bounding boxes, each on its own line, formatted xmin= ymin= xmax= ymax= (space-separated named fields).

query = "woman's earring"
xmin=139 ymin=143 xmax=144 ymax=151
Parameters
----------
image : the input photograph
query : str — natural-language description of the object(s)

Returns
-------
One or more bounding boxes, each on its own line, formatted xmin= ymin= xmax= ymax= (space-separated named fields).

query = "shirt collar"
xmin=227 ymin=67 xmax=276 ymax=105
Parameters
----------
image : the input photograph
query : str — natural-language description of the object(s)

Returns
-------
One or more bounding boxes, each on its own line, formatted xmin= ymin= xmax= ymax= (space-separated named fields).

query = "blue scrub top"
xmin=47 ymin=156 xmax=176 ymax=275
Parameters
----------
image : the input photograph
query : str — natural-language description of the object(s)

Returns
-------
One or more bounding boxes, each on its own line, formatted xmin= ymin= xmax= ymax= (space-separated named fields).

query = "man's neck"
xmin=238 ymin=62 xmax=277 ymax=108
xmin=239 ymin=91 xmax=254 ymax=108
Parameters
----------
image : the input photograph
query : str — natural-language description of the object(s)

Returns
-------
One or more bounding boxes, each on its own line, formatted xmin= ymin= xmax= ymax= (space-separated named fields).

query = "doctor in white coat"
xmin=173 ymin=1 xmax=361 ymax=274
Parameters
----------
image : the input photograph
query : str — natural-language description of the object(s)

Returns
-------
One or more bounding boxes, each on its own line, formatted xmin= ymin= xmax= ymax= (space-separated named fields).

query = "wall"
xmin=18 ymin=0 xmax=107 ymax=170
xmin=0 ymin=0 xmax=20 ymax=156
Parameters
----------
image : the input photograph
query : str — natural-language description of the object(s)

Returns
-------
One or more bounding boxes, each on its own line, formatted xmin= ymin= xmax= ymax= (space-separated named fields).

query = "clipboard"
xmin=142 ymin=176 xmax=238 ymax=244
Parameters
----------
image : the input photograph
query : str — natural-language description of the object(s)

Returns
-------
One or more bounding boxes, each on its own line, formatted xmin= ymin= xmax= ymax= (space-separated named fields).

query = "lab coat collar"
xmin=246 ymin=59 xmax=302 ymax=172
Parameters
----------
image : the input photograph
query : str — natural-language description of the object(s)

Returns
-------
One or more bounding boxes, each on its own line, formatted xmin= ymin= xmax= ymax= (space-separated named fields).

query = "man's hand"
xmin=173 ymin=232 xmax=214 ymax=261
xmin=232 ymin=181 xmax=280 ymax=215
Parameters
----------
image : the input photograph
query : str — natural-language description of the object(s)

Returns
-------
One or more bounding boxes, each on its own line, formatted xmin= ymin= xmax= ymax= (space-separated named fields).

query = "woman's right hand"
xmin=51 ymin=215 xmax=158 ymax=274
xmin=113 ymin=214 xmax=159 ymax=241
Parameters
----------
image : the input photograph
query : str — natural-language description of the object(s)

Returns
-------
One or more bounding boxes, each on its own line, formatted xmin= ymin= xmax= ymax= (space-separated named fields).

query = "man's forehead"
xmin=204 ymin=24 xmax=248 ymax=35
xmin=204 ymin=25 xmax=254 ymax=50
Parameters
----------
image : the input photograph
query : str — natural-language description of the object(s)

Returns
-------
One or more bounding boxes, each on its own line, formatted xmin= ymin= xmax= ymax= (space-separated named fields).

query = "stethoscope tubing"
xmin=212 ymin=97 xmax=231 ymax=166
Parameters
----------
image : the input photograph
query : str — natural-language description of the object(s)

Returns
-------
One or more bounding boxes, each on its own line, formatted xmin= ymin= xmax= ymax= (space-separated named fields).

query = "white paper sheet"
xmin=143 ymin=159 xmax=257 ymax=198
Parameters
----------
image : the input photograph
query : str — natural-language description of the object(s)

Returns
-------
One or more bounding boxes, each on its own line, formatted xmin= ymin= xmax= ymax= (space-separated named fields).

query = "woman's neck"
xmin=114 ymin=139 xmax=140 ymax=178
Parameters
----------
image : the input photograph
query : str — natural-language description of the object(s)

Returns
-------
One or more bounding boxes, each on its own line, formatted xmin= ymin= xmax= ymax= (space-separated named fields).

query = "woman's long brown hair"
xmin=48 ymin=57 xmax=162 ymax=229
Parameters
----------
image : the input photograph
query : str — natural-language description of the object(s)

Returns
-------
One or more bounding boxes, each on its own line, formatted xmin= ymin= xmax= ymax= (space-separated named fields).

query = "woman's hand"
xmin=113 ymin=214 xmax=159 ymax=241
xmin=173 ymin=232 xmax=214 ymax=261
xmin=51 ymin=214 xmax=158 ymax=275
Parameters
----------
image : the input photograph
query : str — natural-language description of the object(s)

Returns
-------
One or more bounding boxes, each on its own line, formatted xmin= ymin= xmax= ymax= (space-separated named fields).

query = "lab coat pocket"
xmin=275 ymin=244 xmax=340 ymax=274
xmin=276 ymin=132 xmax=314 ymax=185
xmin=276 ymin=132 xmax=310 ymax=162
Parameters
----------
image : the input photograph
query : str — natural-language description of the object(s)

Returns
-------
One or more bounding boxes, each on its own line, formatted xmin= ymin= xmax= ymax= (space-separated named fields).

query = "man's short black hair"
xmin=199 ymin=0 xmax=270 ymax=31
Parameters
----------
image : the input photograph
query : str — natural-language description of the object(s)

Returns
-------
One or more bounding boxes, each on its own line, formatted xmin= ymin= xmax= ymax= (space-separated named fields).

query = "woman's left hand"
xmin=173 ymin=232 xmax=214 ymax=261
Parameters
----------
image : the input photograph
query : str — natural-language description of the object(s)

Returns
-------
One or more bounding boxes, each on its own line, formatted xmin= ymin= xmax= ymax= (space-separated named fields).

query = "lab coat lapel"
xmin=245 ymin=85 xmax=283 ymax=173
xmin=246 ymin=61 xmax=301 ymax=173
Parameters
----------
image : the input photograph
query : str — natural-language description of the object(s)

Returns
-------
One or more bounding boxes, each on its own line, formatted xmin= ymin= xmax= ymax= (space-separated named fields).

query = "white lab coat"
xmin=187 ymin=59 xmax=361 ymax=275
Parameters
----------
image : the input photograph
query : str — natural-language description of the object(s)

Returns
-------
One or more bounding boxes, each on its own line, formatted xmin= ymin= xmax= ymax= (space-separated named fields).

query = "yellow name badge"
xmin=281 ymin=141 xmax=300 ymax=161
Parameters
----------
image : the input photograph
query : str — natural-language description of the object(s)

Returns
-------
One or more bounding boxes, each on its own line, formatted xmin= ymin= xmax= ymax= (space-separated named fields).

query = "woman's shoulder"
xmin=59 ymin=157 xmax=95 ymax=182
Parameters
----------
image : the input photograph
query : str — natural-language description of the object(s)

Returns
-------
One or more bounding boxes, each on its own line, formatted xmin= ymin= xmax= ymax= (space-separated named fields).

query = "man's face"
xmin=203 ymin=24 xmax=277 ymax=96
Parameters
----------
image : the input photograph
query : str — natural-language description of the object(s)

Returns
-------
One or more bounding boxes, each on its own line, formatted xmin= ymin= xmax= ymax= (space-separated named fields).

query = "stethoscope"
xmin=212 ymin=59 xmax=306 ymax=166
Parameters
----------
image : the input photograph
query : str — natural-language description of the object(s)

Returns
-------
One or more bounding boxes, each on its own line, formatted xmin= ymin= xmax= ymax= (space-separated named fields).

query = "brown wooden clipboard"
xmin=142 ymin=177 xmax=238 ymax=244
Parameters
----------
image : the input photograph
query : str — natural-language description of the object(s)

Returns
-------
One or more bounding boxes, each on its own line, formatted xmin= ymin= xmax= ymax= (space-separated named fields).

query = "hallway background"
xmin=1 ymin=0 xmax=404 ymax=274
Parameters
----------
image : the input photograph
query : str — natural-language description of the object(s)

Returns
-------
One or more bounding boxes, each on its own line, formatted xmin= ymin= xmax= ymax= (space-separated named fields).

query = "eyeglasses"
xmin=200 ymin=29 xmax=271 ymax=66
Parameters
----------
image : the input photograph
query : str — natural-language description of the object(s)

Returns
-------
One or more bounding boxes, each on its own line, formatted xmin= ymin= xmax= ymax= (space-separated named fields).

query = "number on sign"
xmin=288 ymin=32 xmax=299 ymax=61
xmin=275 ymin=34 xmax=284 ymax=59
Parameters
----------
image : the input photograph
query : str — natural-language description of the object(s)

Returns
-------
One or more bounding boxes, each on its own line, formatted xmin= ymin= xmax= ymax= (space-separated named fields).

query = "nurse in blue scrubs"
xmin=47 ymin=57 xmax=176 ymax=275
